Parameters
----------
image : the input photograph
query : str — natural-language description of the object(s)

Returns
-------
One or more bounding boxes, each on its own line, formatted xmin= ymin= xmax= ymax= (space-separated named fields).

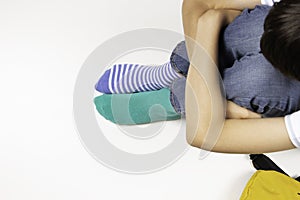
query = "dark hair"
xmin=260 ymin=0 xmax=300 ymax=81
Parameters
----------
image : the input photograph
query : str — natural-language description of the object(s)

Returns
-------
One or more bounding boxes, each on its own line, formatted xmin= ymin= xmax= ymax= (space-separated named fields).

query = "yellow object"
xmin=240 ymin=170 xmax=300 ymax=200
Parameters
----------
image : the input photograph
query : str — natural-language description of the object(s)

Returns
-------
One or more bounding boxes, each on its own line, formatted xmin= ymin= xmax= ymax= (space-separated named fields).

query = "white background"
xmin=1 ymin=0 xmax=300 ymax=199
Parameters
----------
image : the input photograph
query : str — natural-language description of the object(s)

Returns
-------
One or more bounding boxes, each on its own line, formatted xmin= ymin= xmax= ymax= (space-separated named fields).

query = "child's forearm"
xmin=208 ymin=118 xmax=294 ymax=154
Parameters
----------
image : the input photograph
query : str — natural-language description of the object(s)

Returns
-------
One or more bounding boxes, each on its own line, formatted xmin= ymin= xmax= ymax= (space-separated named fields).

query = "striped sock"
xmin=95 ymin=62 xmax=183 ymax=94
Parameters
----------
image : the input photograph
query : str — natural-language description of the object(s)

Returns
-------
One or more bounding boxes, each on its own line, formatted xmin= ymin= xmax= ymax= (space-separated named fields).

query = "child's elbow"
xmin=185 ymin=123 xmax=206 ymax=148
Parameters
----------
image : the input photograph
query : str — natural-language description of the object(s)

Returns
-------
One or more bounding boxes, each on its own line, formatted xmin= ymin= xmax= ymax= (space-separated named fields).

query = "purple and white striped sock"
xmin=95 ymin=62 xmax=183 ymax=94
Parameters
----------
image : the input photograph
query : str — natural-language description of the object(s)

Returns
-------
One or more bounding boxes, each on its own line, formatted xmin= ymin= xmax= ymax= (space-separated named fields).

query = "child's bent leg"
xmin=223 ymin=53 xmax=300 ymax=117
xmin=95 ymin=5 xmax=273 ymax=95
xmin=94 ymin=52 xmax=300 ymax=125
xmin=221 ymin=5 xmax=271 ymax=67
xmin=95 ymin=40 xmax=191 ymax=94
xmin=166 ymin=52 xmax=300 ymax=119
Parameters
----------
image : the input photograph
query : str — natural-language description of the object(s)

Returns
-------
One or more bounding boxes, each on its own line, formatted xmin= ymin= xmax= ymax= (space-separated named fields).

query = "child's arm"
xmin=226 ymin=101 xmax=262 ymax=119
xmin=209 ymin=0 xmax=262 ymax=10
xmin=183 ymin=9 xmax=295 ymax=154
xmin=184 ymin=0 xmax=261 ymax=11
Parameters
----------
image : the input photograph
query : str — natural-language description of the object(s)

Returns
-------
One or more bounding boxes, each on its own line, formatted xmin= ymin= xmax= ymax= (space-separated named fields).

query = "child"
xmin=95 ymin=0 xmax=300 ymax=153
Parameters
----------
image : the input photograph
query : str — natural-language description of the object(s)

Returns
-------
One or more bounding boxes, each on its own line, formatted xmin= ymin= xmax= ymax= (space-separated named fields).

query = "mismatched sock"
xmin=95 ymin=62 xmax=182 ymax=94
xmin=94 ymin=88 xmax=181 ymax=125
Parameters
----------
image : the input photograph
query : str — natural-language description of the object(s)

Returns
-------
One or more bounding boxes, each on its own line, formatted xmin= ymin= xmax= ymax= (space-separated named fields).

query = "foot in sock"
xmin=95 ymin=62 xmax=183 ymax=94
xmin=94 ymin=88 xmax=181 ymax=125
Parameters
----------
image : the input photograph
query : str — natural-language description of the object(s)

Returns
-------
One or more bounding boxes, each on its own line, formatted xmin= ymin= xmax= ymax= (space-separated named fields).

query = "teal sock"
xmin=94 ymin=88 xmax=181 ymax=125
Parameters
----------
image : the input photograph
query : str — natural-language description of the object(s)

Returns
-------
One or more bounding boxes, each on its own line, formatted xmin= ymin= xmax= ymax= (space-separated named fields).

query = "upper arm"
xmin=185 ymin=10 xmax=240 ymax=145
xmin=213 ymin=0 xmax=262 ymax=10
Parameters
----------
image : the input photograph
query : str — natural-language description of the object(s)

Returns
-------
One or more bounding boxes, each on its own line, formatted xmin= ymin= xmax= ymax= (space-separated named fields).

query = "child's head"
xmin=260 ymin=0 xmax=300 ymax=81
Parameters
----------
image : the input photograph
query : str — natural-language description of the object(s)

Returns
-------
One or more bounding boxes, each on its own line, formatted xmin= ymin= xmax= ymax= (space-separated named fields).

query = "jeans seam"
xmin=170 ymin=55 xmax=181 ymax=74
xmin=170 ymin=41 xmax=188 ymax=77
xmin=170 ymin=52 xmax=185 ymax=75
xmin=169 ymin=82 xmax=183 ymax=115
xmin=170 ymin=87 xmax=179 ymax=114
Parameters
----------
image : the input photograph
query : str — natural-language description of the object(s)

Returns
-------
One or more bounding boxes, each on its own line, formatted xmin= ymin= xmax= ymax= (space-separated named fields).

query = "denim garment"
xmin=169 ymin=77 xmax=186 ymax=117
xmin=169 ymin=5 xmax=300 ymax=117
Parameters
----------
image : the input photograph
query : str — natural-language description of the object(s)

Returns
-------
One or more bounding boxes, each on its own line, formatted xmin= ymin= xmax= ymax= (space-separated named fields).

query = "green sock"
xmin=94 ymin=88 xmax=181 ymax=125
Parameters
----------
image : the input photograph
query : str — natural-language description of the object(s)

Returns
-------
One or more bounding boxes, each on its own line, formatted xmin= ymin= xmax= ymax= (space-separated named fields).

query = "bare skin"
xmin=182 ymin=0 xmax=295 ymax=153
xmin=226 ymin=101 xmax=262 ymax=119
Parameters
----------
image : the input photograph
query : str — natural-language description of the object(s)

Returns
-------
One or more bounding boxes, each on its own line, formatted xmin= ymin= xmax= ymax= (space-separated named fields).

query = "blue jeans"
xmin=169 ymin=5 xmax=300 ymax=117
